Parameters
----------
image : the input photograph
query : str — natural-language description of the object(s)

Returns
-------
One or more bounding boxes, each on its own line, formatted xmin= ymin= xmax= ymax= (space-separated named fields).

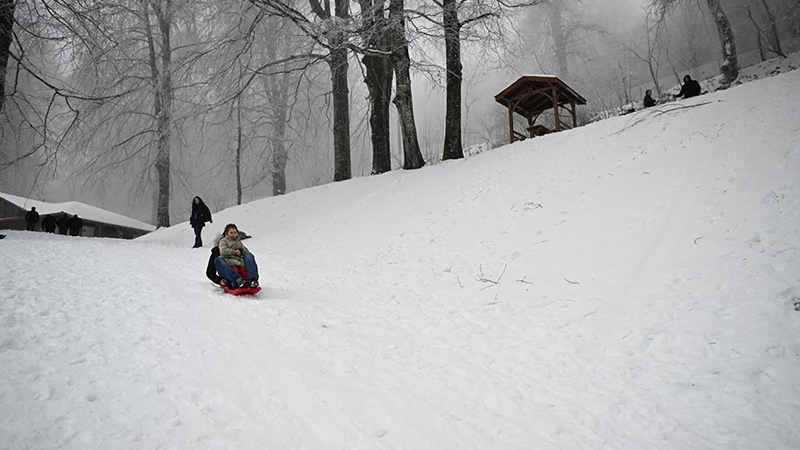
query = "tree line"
xmin=0 ymin=0 xmax=797 ymax=226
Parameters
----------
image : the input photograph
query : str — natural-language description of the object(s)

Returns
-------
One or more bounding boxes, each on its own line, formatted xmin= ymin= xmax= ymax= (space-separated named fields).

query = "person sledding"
xmin=214 ymin=223 xmax=260 ymax=293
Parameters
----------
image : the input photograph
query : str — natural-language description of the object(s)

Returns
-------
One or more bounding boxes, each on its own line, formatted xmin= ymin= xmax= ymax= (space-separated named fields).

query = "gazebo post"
xmin=526 ymin=113 xmax=533 ymax=137
xmin=570 ymin=99 xmax=577 ymax=128
xmin=552 ymin=85 xmax=560 ymax=132
xmin=508 ymin=102 xmax=514 ymax=144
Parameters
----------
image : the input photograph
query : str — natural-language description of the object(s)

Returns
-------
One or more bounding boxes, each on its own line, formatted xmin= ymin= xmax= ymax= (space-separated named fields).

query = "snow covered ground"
xmin=2 ymin=70 xmax=800 ymax=449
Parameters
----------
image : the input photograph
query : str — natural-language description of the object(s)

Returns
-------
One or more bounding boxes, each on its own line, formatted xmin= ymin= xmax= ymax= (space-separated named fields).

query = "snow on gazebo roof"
xmin=495 ymin=75 xmax=587 ymax=112
xmin=0 ymin=191 xmax=156 ymax=232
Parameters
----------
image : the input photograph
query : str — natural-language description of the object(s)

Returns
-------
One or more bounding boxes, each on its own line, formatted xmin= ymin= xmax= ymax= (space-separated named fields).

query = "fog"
xmin=1 ymin=0 xmax=798 ymax=225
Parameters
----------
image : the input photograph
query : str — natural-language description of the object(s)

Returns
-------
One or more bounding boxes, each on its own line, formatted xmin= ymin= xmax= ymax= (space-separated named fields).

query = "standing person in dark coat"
xmin=675 ymin=75 xmax=701 ymax=99
xmin=57 ymin=216 xmax=69 ymax=235
xmin=189 ymin=196 xmax=213 ymax=248
xmin=41 ymin=216 xmax=57 ymax=233
xmin=643 ymin=89 xmax=656 ymax=108
xmin=67 ymin=215 xmax=84 ymax=236
xmin=25 ymin=207 xmax=39 ymax=231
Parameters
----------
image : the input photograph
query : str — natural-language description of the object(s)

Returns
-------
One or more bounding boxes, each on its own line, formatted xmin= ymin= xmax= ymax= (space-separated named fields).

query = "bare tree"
xmin=652 ymin=0 xmax=739 ymax=84
xmin=441 ymin=0 xmax=464 ymax=161
xmin=547 ymin=1 xmax=568 ymax=78
xmin=625 ymin=11 xmax=664 ymax=97
xmin=261 ymin=16 xmax=297 ymax=196
xmin=357 ymin=0 xmax=393 ymax=174
xmin=760 ymin=0 xmax=784 ymax=57
xmin=143 ymin=0 xmax=174 ymax=227
xmin=744 ymin=1 xmax=785 ymax=61
xmin=388 ymin=0 xmax=424 ymax=170
xmin=0 ymin=0 xmax=15 ymax=113
xmin=60 ymin=0 xmax=246 ymax=227
xmin=407 ymin=1 xmax=538 ymax=162
xmin=248 ymin=0 xmax=355 ymax=181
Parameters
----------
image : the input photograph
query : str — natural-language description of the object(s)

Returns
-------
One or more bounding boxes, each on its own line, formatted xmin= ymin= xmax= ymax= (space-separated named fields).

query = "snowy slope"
xmin=2 ymin=71 xmax=800 ymax=450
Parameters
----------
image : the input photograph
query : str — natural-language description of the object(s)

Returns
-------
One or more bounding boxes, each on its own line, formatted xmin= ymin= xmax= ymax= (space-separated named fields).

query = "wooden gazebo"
xmin=495 ymin=75 xmax=587 ymax=143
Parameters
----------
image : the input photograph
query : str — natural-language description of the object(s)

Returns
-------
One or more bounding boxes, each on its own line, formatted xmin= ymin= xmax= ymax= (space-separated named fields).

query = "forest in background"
xmin=0 ymin=0 xmax=797 ymax=225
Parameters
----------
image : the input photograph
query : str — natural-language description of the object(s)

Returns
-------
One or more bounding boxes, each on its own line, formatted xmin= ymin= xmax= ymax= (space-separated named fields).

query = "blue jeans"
xmin=214 ymin=253 xmax=259 ymax=285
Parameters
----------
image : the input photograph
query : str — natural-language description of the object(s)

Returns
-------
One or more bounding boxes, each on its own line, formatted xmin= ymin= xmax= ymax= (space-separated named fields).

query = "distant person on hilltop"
xmin=189 ymin=196 xmax=213 ymax=248
xmin=25 ymin=207 xmax=39 ymax=231
xmin=57 ymin=216 xmax=69 ymax=235
xmin=68 ymin=215 xmax=84 ymax=236
xmin=675 ymin=75 xmax=701 ymax=99
xmin=41 ymin=216 xmax=57 ymax=233
xmin=643 ymin=89 xmax=656 ymax=108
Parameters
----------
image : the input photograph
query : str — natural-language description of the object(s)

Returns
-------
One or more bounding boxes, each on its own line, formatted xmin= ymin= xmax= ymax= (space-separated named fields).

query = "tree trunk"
xmin=271 ymin=110 xmax=288 ymax=196
xmin=761 ymin=0 xmax=784 ymax=57
xmin=547 ymin=1 xmax=568 ymax=79
xmin=156 ymin=0 xmax=172 ymax=228
xmin=647 ymin=60 xmax=661 ymax=98
xmin=0 ymin=0 xmax=15 ymax=113
xmin=388 ymin=0 xmax=424 ymax=170
xmin=235 ymin=95 xmax=243 ymax=205
xmin=328 ymin=43 xmax=352 ymax=181
xmin=269 ymin=64 xmax=290 ymax=196
xmin=748 ymin=7 xmax=767 ymax=62
xmin=359 ymin=0 xmax=393 ymax=174
xmin=329 ymin=0 xmax=352 ymax=182
xmin=706 ymin=0 xmax=738 ymax=84
xmin=263 ymin=19 xmax=291 ymax=196
xmin=144 ymin=0 xmax=172 ymax=228
xmin=442 ymin=0 xmax=463 ymax=161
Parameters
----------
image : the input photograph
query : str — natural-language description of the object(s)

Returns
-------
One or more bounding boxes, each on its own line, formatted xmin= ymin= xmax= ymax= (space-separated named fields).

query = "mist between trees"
xmin=0 ymin=0 xmax=798 ymax=225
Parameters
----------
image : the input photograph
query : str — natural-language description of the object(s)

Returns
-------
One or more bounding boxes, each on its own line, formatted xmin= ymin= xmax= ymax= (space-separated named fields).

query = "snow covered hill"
xmin=2 ymin=70 xmax=800 ymax=450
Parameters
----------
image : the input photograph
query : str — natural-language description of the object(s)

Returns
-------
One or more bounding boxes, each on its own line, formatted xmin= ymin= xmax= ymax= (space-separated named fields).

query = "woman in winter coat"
xmin=214 ymin=223 xmax=259 ymax=289
xmin=189 ymin=196 xmax=213 ymax=248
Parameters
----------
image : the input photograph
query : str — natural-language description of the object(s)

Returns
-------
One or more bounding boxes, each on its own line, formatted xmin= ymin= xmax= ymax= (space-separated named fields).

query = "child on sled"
xmin=212 ymin=223 xmax=260 ymax=290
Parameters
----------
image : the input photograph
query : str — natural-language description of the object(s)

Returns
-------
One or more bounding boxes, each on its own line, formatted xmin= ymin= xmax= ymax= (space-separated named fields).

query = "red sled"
xmin=222 ymin=266 xmax=262 ymax=296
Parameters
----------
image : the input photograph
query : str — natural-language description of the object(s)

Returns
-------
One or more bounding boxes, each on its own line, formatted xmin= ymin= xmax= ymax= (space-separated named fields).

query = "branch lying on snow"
xmin=564 ymin=278 xmax=580 ymax=285
xmin=445 ymin=266 xmax=464 ymax=288
xmin=524 ymin=202 xmax=543 ymax=211
xmin=517 ymin=276 xmax=533 ymax=285
xmin=694 ymin=236 xmax=705 ymax=244
xmin=477 ymin=264 xmax=507 ymax=290
xmin=608 ymin=101 xmax=715 ymax=137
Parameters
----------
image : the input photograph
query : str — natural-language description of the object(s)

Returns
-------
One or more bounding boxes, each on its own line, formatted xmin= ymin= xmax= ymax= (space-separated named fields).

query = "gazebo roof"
xmin=495 ymin=75 xmax=587 ymax=117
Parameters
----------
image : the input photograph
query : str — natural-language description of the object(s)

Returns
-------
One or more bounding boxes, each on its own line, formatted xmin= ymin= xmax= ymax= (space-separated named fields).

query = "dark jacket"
xmin=42 ymin=216 xmax=57 ymax=232
xmin=190 ymin=198 xmax=213 ymax=228
xmin=57 ymin=216 xmax=69 ymax=234
xmin=207 ymin=246 xmax=222 ymax=285
xmin=68 ymin=216 xmax=84 ymax=234
xmin=26 ymin=210 xmax=39 ymax=223
xmin=676 ymin=80 xmax=701 ymax=99
xmin=643 ymin=94 xmax=656 ymax=108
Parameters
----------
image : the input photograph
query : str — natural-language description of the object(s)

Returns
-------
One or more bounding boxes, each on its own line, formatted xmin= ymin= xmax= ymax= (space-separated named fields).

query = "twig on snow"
xmin=477 ymin=264 xmax=508 ymax=290
xmin=517 ymin=276 xmax=533 ymax=285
